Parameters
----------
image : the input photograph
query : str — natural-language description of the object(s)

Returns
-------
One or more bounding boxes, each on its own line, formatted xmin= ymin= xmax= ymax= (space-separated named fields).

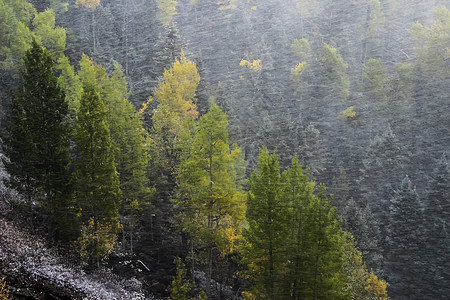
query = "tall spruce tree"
xmin=387 ymin=175 xmax=425 ymax=299
xmin=3 ymin=40 xmax=74 ymax=240
xmin=424 ymin=153 xmax=450 ymax=297
xmin=74 ymin=83 xmax=121 ymax=267
xmin=242 ymin=148 xmax=290 ymax=299
xmin=284 ymin=155 xmax=315 ymax=299
xmin=295 ymin=185 xmax=348 ymax=300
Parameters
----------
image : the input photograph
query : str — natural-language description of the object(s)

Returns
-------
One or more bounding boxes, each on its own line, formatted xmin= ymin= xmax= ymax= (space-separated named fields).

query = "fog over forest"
xmin=0 ymin=0 xmax=449 ymax=299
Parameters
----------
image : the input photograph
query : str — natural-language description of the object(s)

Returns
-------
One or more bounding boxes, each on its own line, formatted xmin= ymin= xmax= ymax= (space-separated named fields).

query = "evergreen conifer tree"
xmin=242 ymin=148 xmax=290 ymax=299
xmin=3 ymin=40 xmax=74 ymax=240
xmin=387 ymin=175 xmax=425 ymax=298
xmin=74 ymin=83 xmax=121 ymax=266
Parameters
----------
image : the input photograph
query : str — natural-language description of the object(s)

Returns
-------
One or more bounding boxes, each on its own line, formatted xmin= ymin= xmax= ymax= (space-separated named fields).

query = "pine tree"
xmin=359 ymin=125 xmax=405 ymax=212
xmin=3 ymin=40 xmax=74 ymax=240
xmin=74 ymin=83 xmax=121 ymax=266
xmin=387 ymin=175 xmax=425 ymax=298
xmin=297 ymin=185 xmax=347 ymax=300
xmin=341 ymin=198 xmax=382 ymax=274
xmin=284 ymin=155 xmax=315 ymax=299
xmin=174 ymin=102 xmax=245 ymax=295
xmin=242 ymin=148 xmax=290 ymax=299
xmin=424 ymin=154 xmax=450 ymax=297
xmin=243 ymin=152 xmax=352 ymax=299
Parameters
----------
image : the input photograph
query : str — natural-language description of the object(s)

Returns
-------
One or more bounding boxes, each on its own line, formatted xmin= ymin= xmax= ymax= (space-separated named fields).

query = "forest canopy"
xmin=0 ymin=0 xmax=448 ymax=299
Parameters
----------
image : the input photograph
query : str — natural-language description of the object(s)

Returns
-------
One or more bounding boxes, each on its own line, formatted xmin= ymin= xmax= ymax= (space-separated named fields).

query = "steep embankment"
xmin=0 ymin=199 xmax=148 ymax=300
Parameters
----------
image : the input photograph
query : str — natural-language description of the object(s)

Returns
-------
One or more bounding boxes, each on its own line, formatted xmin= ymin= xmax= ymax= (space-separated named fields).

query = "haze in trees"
xmin=1 ymin=0 xmax=448 ymax=299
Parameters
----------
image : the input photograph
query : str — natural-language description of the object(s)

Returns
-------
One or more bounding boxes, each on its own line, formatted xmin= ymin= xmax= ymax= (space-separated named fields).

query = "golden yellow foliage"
xmin=239 ymin=58 xmax=262 ymax=71
xmin=290 ymin=61 xmax=309 ymax=95
xmin=154 ymin=52 xmax=200 ymax=119
xmin=251 ymin=6 xmax=257 ymax=10
xmin=151 ymin=52 xmax=200 ymax=141
xmin=75 ymin=0 xmax=100 ymax=9
xmin=139 ymin=96 xmax=152 ymax=115
xmin=156 ymin=0 xmax=178 ymax=27
xmin=291 ymin=61 xmax=308 ymax=77
xmin=366 ymin=271 xmax=389 ymax=300
xmin=218 ymin=0 xmax=238 ymax=11
xmin=75 ymin=219 xmax=119 ymax=267
xmin=217 ymin=208 xmax=245 ymax=257
xmin=342 ymin=106 xmax=356 ymax=119
xmin=0 ymin=278 xmax=12 ymax=300
xmin=242 ymin=291 xmax=256 ymax=300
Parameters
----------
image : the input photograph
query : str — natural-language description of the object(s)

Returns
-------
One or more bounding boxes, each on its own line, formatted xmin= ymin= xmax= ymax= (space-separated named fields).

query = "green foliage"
xmin=410 ymin=6 xmax=450 ymax=78
xmin=362 ymin=58 xmax=390 ymax=107
xmin=55 ymin=55 xmax=82 ymax=111
xmin=320 ymin=43 xmax=350 ymax=101
xmin=74 ymin=83 xmax=121 ymax=231
xmin=391 ymin=63 xmax=414 ymax=102
xmin=3 ymin=40 xmax=75 ymax=240
xmin=290 ymin=61 xmax=309 ymax=96
xmin=291 ymin=38 xmax=311 ymax=60
xmin=341 ymin=233 xmax=369 ymax=299
xmin=0 ymin=2 xmax=67 ymax=72
xmin=78 ymin=56 xmax=151 ymax=228
xmin=243 ymin=152 xmax=370 ymax=299
xmin=289 ymin=39 xmax=311 ymax=96
xmin=365 ymin=0 xmax=385 ymax=39
xmin=169 ymin=257 xmax=193 ymax=300
xmin=32 ymin=9 xmax=66 ymax=60
xmin=242 ymin=148 xmax=290 ymax=299
xmin=147 ymin=52 xmax=200 ymax=174
xmin=168 ymin=257 xmax=208 ymax=300
xmin=297 ymin=185 xmax=348 ymax=299
xmin=174 ymin=102 xmax=245 ymax=294
xmin=0 ymin=0 xmax=34 ymax=71
xmin=75 ymin=218 xmax=118 ymax=268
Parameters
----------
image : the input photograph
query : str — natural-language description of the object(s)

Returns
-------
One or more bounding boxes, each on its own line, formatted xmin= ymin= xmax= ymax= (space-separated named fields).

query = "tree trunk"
xmin=206 ymin=246 xmax=213 ymax=296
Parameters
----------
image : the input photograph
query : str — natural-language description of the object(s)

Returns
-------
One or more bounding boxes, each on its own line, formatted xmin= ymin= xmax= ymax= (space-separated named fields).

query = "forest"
xmin=0 ymin=0 xmax=448 ymax=299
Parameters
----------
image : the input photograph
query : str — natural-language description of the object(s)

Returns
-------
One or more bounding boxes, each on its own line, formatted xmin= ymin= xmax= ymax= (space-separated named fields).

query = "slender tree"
xmin=174 ymin=102 xmax=245 ymax=295
xmin=74 ymin=83 xmax=121 ymax=267
xmin=242 ymin=148 xmax=290 ymax=299
xmin=387 ymin=176 xmax=425 ymax=298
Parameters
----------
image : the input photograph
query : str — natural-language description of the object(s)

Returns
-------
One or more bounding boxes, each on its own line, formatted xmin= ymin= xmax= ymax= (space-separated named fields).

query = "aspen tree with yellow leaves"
xmin=156 ymin=0 xmax=178 ymax=27
xmin=146 ymin=52 xmax=200 ymax=174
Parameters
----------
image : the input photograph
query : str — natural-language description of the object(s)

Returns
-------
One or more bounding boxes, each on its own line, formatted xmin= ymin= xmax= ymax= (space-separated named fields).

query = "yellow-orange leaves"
xmin=150 ymin=52 xmax=200 ymax=139
xmin=240 ymin=58 xmax=262 ymax=72
xmin=366 ymin=271 xmax=390 ymax=300
xmin=75 ymin=0 xmax=100 ymax=9
xmin=154 ymin=52 xmax=200 ymax=119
